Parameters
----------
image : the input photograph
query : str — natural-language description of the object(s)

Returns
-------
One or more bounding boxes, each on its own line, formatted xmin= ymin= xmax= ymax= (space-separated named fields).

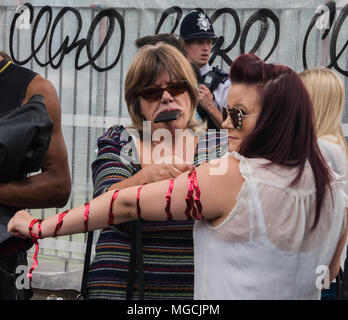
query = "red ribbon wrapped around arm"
xmin=37 ymin=219 xmax=43 ymax=238
xmin=192 ymin=169 xmax=203 ymax=220
xmin=84 ymin=202 xmax=90 ymax=233
xmin=184 ymin=168 xmax=204 ymax=220
xmin=165 ymin=178 xmax=175 ymax=220
xmin=53 ymin=209 xmax=70 ymax=237
xmin=108 ymin=189 xmax=120 ymax=225
xmin=136 ymin=184 xmax=146 ymax=218
xmin=185 ymin=170 xmax=197 ymax=219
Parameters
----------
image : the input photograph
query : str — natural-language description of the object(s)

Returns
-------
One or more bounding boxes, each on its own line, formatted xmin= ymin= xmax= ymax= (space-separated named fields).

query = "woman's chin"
xmin=228 ymin=142 xmax=239 ymax=153
xmin=153 ymin=119 xmax=187 ymax=131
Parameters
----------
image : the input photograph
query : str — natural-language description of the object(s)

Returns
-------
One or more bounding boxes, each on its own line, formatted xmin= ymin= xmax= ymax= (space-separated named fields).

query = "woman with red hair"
xmin=8 ymin=54 xmax=348 ymax=299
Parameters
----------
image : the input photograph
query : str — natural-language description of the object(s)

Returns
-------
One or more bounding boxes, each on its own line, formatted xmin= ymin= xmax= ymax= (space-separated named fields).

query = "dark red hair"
xmin=230 ymin=54 xmax=332 ymax=230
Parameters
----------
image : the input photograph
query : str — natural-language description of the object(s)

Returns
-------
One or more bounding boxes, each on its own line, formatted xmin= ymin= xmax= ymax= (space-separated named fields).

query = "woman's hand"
xmin=141 ymin=162 xmax=194 ymax=184
xmin=7 ymin=210 xmax=34 ymax=239
xmin=108 ymin=158 xmax=194 ymax=191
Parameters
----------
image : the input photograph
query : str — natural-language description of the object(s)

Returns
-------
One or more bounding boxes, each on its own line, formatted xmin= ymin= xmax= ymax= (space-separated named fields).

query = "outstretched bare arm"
xmin=8 ymin=157 xmax=242 ymax=239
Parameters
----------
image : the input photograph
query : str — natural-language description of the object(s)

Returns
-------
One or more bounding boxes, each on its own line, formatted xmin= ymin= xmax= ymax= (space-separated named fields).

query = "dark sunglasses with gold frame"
xmin=222 ymin=106 xmax=257 ymax=130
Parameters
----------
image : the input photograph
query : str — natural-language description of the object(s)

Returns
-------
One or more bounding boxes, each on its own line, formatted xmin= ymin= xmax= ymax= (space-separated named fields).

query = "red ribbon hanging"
xmin=184 ymin=168 xmax=204 ymax=220
xmin=192 ymin=169 xmax=203 ymax=220
xmin=185 ymin=170 xmax=196 ymax=219
xmin=165 ymin=178 xmax=175 ymax=220
xmin=108 ymin=189 xmax=120 ymax=225
xmin=27 ymin=219 xmax=43 ymax=280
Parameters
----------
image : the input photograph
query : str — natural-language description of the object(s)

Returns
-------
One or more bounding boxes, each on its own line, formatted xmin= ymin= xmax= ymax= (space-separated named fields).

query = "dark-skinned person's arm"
xmin=0 ymin=76 xmax=71 ymax=208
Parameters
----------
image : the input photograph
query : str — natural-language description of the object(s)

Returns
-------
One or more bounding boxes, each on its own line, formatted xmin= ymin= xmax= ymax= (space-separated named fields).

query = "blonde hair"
xmin=299 ymin=68 xmax=348 ymax=158
xmin=124 ymin=42 xmax=202 ymax=133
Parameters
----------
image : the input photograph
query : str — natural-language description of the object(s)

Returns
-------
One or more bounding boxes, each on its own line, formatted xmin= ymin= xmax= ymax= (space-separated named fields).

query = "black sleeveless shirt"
xmin=0 ymin=59 xmax=37 ymax=113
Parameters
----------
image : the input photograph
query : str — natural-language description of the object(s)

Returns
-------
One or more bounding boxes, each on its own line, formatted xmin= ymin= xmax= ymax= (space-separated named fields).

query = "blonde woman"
xmin=300 ymin=68 xmax=348 ymax=299
xmin=300 ymin=68 xmax=348 ymax=186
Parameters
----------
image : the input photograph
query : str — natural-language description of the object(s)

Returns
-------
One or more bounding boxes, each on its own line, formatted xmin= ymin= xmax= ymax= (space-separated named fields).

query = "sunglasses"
xmin=139 ymin=80 xmax=189 ymax=101
xmin=222 ymin=106 xmax=257 ymax=130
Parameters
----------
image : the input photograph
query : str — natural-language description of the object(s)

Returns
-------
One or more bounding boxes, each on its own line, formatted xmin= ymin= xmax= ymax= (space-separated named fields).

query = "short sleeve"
xmin=229 ymin=151 xmax=253 ymax=180
xmin=318 ymin=138 xmax=348 ymax=196
xmin=213 ymin=78 xmax=231 ymax=111
xmin=91 ymin=125 xmax=137 ymax=198
xmin=339 ymin=210 xmax=347 ymax=238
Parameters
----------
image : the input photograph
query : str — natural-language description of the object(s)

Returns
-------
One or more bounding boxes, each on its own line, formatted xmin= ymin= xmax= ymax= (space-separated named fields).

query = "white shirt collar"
xmin=200 ymin=63 xmax=212 ymax=76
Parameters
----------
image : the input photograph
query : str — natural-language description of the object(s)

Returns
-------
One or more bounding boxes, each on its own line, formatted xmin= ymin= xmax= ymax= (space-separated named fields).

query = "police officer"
xmin=180 ymin=9 xmax=230 ymax=130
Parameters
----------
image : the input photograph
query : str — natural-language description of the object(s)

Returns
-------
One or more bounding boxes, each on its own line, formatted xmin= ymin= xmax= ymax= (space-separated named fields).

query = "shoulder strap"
xmin=126 ymin=222 xmax=138 ymax=299
xmin=199 ymin=66 xmax=228 ymax=93
xmin=78 ymin=231 xmax=94 ymax=299
xmin=208 ymin=67 xmax=229 ymax=93
xmin=126 ymin=220 xmax=144 ymax=299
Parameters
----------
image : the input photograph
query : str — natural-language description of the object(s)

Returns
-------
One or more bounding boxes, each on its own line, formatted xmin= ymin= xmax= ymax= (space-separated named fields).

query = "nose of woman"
xmin=160 ymin=89 xmax=174 ymax=104
xmin=221 ymin=113 xmax=233 ymax=130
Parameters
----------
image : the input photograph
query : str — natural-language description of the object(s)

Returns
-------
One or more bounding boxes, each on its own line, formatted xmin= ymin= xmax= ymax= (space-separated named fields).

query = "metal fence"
xmin=0 ymin=0 xmax=347 ymax=290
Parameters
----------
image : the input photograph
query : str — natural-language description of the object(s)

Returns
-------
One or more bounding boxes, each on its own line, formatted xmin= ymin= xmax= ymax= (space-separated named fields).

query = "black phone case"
xmin=153 ymin=109 xmax=181 ymax=123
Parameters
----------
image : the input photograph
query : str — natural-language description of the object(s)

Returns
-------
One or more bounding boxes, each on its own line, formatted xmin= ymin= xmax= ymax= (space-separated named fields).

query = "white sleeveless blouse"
xmin=194 ymin=152 xmax=347 ymax=300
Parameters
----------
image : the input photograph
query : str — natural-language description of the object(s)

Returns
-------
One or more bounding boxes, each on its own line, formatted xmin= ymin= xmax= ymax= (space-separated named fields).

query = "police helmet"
xmin=180 ymin=10 xmax=217 ymax=42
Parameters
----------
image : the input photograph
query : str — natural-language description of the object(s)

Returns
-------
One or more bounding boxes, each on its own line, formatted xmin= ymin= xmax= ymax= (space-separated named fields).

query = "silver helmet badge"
xmin=197 ymin=13 xmax=211 ymax=31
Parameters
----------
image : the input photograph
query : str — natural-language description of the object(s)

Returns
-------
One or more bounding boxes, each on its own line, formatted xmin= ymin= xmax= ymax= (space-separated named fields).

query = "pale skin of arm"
xmin=0 ymin=74 xmax=71 ymax=208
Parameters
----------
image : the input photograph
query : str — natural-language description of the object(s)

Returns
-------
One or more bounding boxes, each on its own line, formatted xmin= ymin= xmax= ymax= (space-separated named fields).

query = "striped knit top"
xmin=86 ymin=125 xmax=228 ymax=300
